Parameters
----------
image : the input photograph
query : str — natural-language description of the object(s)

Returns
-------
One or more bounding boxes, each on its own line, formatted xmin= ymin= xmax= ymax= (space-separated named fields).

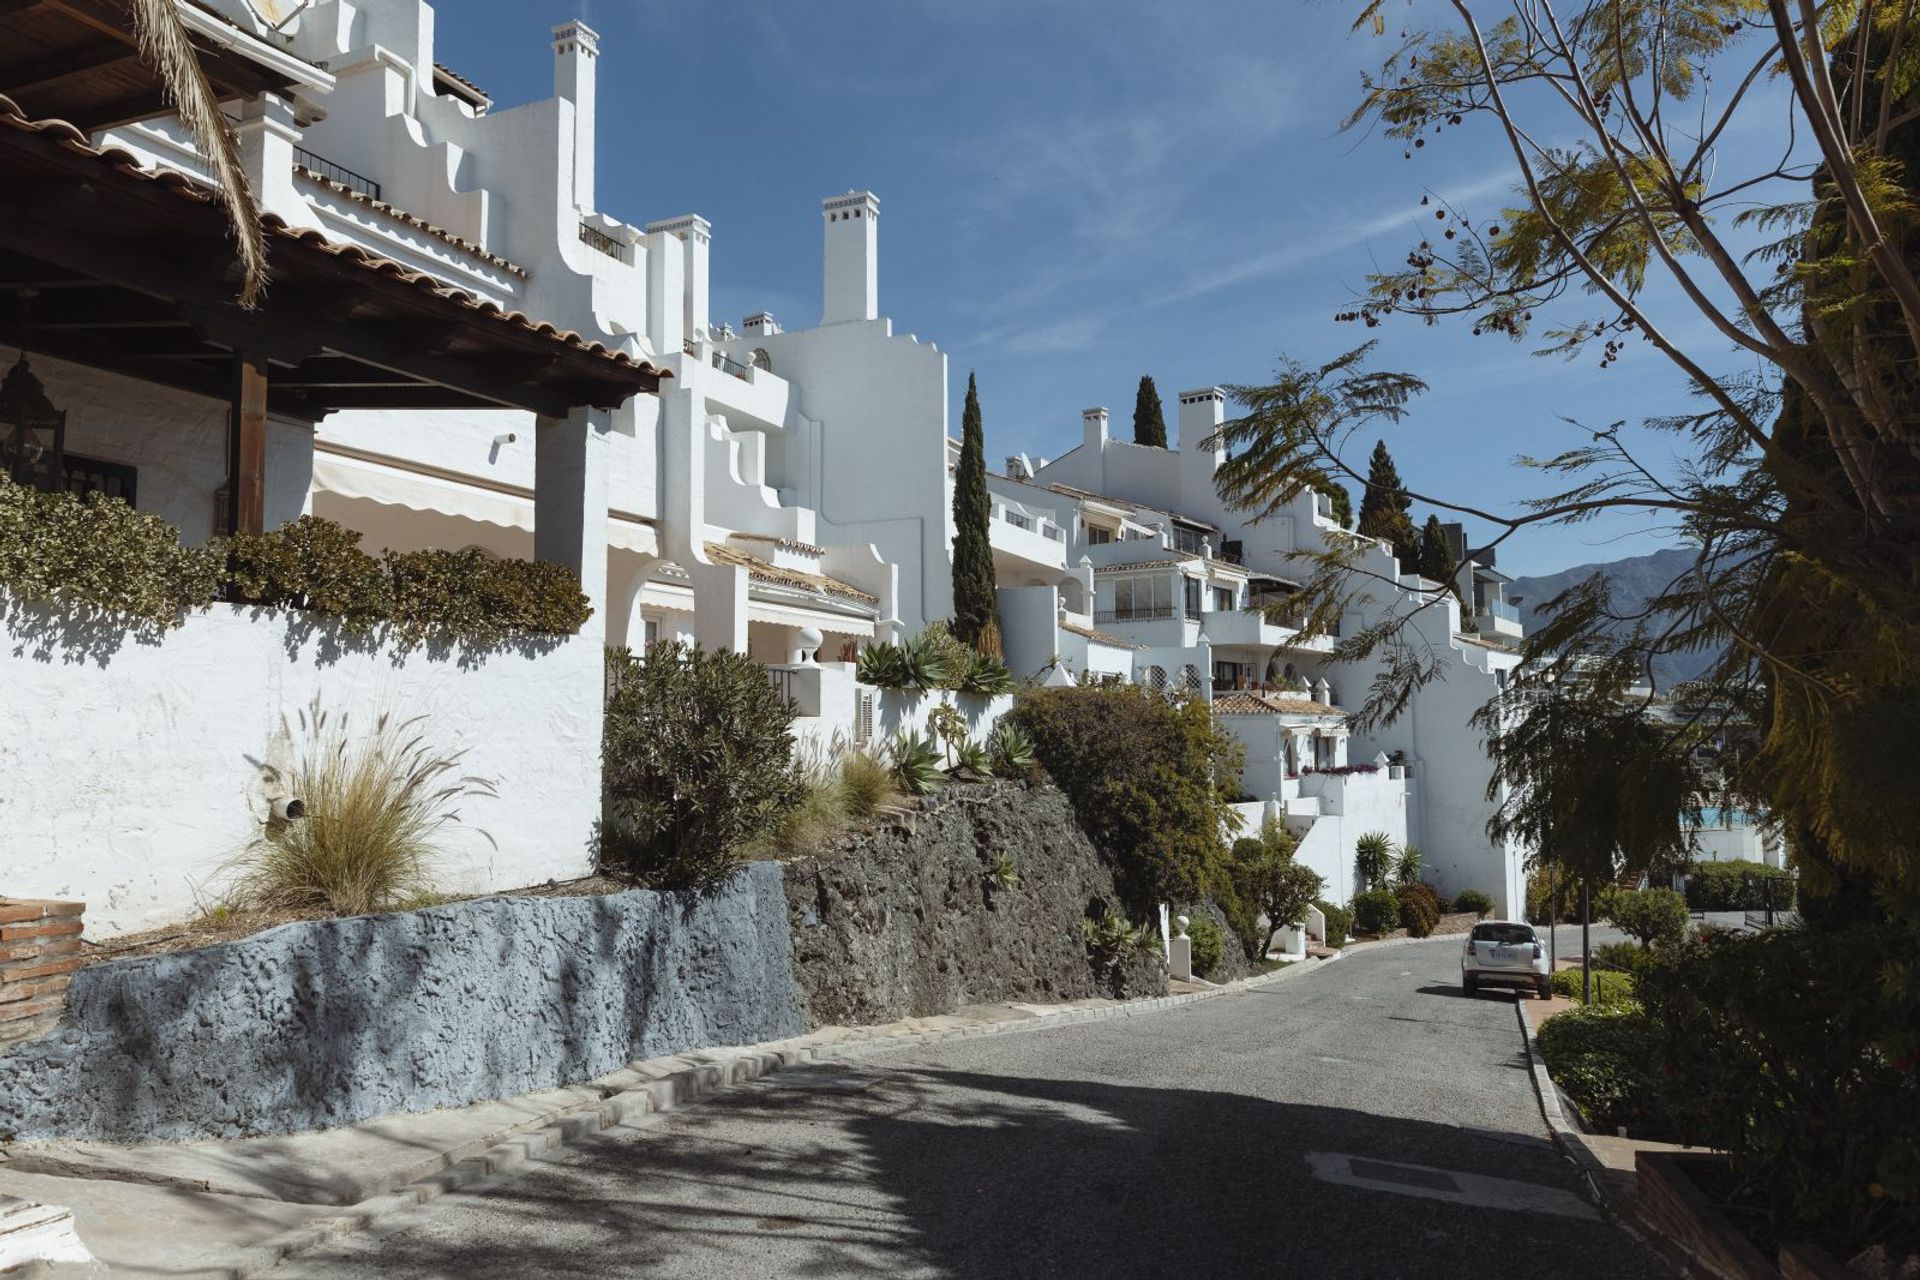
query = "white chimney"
xmin=743 ymin=312 xmax=781 ymax=337
xmin=1006 ymin=453 xmax=1032 ymax=481
xmin=1176 ymin=386 xmax=1226 ymax=506
xmin=821 ymin=190 xmax=879 ymax=324
xmin=553 ymin=20 xmax=600 ymax=212
xmin=1082 ymin=406 xmax=1109 ymax=455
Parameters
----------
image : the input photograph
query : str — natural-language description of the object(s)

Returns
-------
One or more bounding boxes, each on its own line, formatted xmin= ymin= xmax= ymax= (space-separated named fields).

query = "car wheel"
xmin=1463 ymin=975 xmax=1479 ymax=996
xmin=1536 ymin=980 xmax=1552 ymax=1000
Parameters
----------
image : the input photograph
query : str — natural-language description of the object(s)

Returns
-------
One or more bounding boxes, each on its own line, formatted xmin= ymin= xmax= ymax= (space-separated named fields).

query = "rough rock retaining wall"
xmin=0 ymin=864 xmax=801 ymax=1143
xmin=783 ymin=780 xmax=1165 ymax=1026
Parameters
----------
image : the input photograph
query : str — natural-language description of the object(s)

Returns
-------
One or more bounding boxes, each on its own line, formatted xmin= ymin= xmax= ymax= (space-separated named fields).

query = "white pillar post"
xmin=534 ymin=403 xmax=613 ymax=639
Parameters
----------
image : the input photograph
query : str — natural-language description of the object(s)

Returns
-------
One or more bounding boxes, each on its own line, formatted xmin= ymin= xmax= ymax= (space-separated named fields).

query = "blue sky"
xmin=438 ymin=1 xmax=1796 ymax=577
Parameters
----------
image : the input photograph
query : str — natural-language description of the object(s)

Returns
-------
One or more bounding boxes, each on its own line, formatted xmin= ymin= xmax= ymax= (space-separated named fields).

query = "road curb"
xmin=237 ymin=950 xmax=1348 ymax=1276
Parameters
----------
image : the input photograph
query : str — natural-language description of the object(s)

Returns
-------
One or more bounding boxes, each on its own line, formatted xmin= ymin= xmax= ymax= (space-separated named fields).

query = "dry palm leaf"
xmin=127 ymin=0 xmax=268 ymax=306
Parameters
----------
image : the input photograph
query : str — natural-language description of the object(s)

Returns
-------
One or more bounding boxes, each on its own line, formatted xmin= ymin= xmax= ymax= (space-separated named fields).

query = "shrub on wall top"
xmin=1350 ymin=888 xmax=1401 ymax=935
xmin=1605 ymin=887 xmax=1691 ymax=949
xmin=0 ymin=476 xmax=223 ymax=631
xmin=0 ymin=484 xmax=590 ymax=649
xmin=1684 ymin=859 xmax=1796 ymax=912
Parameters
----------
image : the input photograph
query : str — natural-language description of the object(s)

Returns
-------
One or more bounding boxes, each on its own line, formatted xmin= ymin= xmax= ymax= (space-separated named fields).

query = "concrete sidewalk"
xmin=0 ymin=950 xmax=1345 ymax=1277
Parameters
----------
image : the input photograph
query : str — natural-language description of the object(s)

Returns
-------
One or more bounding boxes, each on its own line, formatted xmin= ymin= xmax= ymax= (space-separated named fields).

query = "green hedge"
xmin=1394 ymin=882 xmax=1440 ymax=937
xmin=1351 ymin=888 xmax=1401 ymax=935
xmin=0 ymin=482 xmax=590 ymax=650
xmin=1550 ymin=966 xmax=1637 ymax=1006
xmin=1315 ymin=899 xmax=1352 ymax=948
xmin=1452 ymin=888 xmax=1495 ymax=917
xmin=1684 ymin=860 xmax=1795 ymax=911
xmin=1536 ymin=1002 xmax=1669 ymax=1135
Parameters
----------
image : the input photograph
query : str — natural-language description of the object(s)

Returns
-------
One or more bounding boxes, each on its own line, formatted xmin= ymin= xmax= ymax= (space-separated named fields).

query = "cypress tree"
xmin=1416 ymin=514 xmax=1466 ymax=611
xmin=951 ymin=372 xmax=999 ymax=650
xmin=1132 ymin=375 xmax=1168 ymax=448
xmin=1356 ymin=440 xmax=1419 ymax=566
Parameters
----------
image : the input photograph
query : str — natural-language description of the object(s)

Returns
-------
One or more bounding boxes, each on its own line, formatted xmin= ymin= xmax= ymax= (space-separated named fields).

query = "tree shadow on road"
xmin=316 ymin=1064 xmax=1674 ymax=1280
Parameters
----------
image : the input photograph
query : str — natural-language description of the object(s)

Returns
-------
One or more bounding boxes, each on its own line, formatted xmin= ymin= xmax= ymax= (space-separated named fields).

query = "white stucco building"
xmin=998 ymin=389 xmax=1529 ymax=918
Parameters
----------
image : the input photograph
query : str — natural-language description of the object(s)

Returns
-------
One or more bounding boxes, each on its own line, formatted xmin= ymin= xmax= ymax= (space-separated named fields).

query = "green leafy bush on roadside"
xmin=1550 ymin=967 xmax=1637 ymax=1006
xmin=1186 ymin=913 xmax=1225 ymax=978
xmin=1394 ymin=882 xmax=1441 ymax=938
xmin=1008 ymin=684 xmax=1244 ymax=917
xmin=1683 ymin=860 xmax=1795 ymax=912
xmin=1605 ymin=887 xmax=1691 ymax=949
xmin=1453 ymin=888 xmax=1495 ymax=918
xmin=1315 ymin=899 xmax=1353 ymax=948
xmin=1350 ymin=888 xmax=1401 ymax=935
xmin=1593 ymin=941 xmax=1648 ymax=974
xmin=1536 ymin=1002 xmax=1669 ymax=1136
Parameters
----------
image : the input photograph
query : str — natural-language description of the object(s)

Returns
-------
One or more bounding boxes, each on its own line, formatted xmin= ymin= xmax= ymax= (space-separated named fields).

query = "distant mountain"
xmin=1504 ymin=547 xmax=1720 ymax=689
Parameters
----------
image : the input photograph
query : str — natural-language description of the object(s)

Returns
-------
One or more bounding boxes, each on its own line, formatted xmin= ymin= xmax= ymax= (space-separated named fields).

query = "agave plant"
xmin=856 ymin=641 xmax=909 ymax=689
xmin=957 ymin=649 xmax=1014 ymax=696
xmin=896 ymin=632 xmax=954 ymax=692
xmin=1394 ymin=843 xmax=1426 ymax=887
xmin=987 ymin=722 xmax=1037 ymax=777
xmin=949 ymin=737 xmax=994 ymax=782
xmin=1354 ymin=831 xmax=1396 ymax=892
xmin=130 ymin=0 xmax=267 ymax=304
xmin=889 ymin=729 xmax=944 ymax=795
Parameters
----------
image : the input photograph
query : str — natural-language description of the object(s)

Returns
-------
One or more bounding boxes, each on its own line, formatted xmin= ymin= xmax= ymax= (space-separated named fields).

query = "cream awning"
xmin=312 ymin=447 xmax=658 ymax=554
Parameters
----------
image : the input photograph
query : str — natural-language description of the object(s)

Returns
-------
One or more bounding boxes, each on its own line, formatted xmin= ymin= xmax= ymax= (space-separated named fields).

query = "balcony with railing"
xmin=1094 ymin=603 xmax=1201 ymax=624
xmin=294 ymin=146 xmax=380 ymax=200
xmin=989 ymin=504 xmax=1068 ymax=570
xmin=1475 ymin=596 xmax=1524 ymax=638
xmin=579 ymin=221 xmax=629 ymax=263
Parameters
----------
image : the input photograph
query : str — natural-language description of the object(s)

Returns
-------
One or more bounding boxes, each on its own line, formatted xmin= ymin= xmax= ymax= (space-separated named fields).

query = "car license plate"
xmin=1493 ymin=945 xmax=1516 ymax=960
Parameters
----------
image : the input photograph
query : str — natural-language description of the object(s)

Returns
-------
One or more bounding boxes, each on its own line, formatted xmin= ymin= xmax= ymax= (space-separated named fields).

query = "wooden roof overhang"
xmin=0 ymin=94 xmax=666 ymax=421
xmin=0 ymin=0 xmax=324 ymax=133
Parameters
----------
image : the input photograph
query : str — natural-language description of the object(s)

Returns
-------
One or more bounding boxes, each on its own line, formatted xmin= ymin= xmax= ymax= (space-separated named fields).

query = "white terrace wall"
xmin=1285 ymin=771 xmax=1411 ymax=908
xmin=0 ymin=602 xmax=603 ymax=936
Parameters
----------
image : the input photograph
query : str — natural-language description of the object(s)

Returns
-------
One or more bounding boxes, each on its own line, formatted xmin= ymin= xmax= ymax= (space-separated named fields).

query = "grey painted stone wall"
xmin=0 ymin=863 xmax=801 ymax=1143
xmin=784 ymin=780 xmax=1167 ymax=1027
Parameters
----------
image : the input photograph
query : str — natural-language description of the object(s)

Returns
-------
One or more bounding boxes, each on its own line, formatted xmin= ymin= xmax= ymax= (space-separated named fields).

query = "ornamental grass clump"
xmin=225 ymin=705 xmax=492 ymax=917
xmin=837 ymin=747 xmax=902 ymax=818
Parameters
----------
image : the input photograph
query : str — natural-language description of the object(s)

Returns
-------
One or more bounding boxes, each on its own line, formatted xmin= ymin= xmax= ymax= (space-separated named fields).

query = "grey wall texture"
xmin=784 ymin=780 xmax=1166 ymax=1027
xmin=0 ymin=862 xmax=802 ymax=1143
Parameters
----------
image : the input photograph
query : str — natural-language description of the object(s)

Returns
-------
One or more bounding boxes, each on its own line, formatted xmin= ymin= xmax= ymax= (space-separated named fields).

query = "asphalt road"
xmin=277 ymin=934 xmax=1665 ymax=1279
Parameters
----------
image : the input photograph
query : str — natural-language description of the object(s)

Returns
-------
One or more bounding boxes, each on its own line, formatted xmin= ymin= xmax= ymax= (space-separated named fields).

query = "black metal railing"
xmin=294 ymin=146 xmax=381 ymax=201
xmin=579 ymin=222 xmax=627 ymax=261
xmin=712 ymin=349 xmax=750 ymax=379
xmin=1094 ymin=604 xmax=1200 ymax=624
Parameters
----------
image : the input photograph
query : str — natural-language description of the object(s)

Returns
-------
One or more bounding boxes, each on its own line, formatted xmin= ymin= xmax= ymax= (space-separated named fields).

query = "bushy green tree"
xmin=1009 ymin=685 xmax=1244 ymax=916
xmin=1132 ymin=374 xmax=1168 ymax=448
xmin=600 ymin=641 xmax=801 ymax=889
xmin=950 ymin=373 xmax=998 ymax=651
xmin=1605 ymin=887 xmax=1690 ymax=950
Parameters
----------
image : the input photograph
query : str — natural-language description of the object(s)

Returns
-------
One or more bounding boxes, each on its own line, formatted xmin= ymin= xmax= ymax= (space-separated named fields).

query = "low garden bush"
xmin=1186 ymin=913 xmax=1226 ymax=978
xmin=1684 ymin=859 xmax=1796 ymax=912
xmin=1637 ymin=920 xmax=1920 ymax=1252
xmin=1593 ymin=941 xmax=1648 ymax=973
xmin=1350 ymin=888 xmax=1401 ymax=935
xmin=1536 ymin=1002 xmax=1670 ymax=1137
xmin=1550 ymin=967 xmax=1637 ymax=1006
xmin=1008 ymin=684 xmax=1244 ymax=918
xmin=0 ymin=486 xmax=592 ymax=649
xmin=1453 ymin=888 xmax=1495 ymax=918
xmin=1393 ymin=882 xmax=1441 ymax=938
xmin=600 ymin=641 xmax=801 ymax=890
xmin=1605 ymin=887 xmax=1691 ymax=949
xmin=1315 ymin=899 xmax=1353 ymax=948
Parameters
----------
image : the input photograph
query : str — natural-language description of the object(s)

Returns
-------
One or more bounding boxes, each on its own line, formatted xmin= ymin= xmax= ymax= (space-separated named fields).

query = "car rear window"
xmin=1471 ymin=923 xmax=1537 ymax=944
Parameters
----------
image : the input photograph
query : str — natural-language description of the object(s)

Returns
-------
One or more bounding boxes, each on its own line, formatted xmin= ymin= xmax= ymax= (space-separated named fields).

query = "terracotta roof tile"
xmin=294 ymin=165 xmax=528 ymax=277
xmin=703 ymin=542 xmax=877 ymax=606
xmin=1059 ymin=621 xmax=1142 ymax=649
xmin=0 ymin=94 xmax=664 ymax=379
xmin=1211 ymin=692 xmax=1342 ymax=717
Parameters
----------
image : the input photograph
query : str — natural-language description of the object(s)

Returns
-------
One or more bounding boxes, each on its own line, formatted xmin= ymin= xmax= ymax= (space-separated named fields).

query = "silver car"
xmin=1461 ymin=920 xmax=1552 ymax=999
